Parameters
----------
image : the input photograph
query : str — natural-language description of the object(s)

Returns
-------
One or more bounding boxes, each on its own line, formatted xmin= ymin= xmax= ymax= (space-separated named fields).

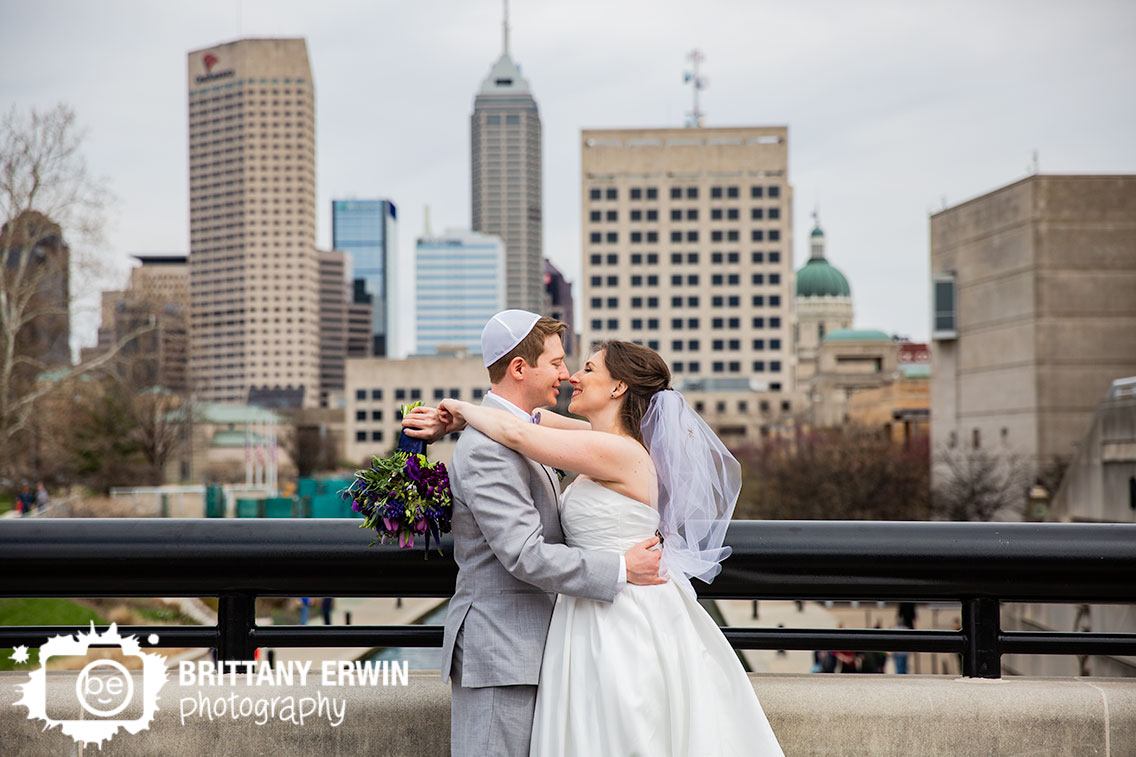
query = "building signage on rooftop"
xmin=194 ymin=52 xmax=234 ymax=85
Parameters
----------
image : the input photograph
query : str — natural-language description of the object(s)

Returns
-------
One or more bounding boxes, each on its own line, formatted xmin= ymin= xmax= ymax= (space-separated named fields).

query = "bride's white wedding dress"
xmin=530 ymin=477 xmax=783 ymax=756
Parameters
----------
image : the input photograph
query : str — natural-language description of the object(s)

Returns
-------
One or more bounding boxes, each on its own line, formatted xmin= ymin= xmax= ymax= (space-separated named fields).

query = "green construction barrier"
xmin=205 ymin=486 xmax=225 ymax=518
xmin=264 ymin=497 xmax=294 ymax=518
xmin=310 ymin=493 xmax=349 ymax=518
xmin=320 ymin=478 xmax=354 ymax=497
xmin=297 ymin=478 xmax=318 ymax=498
xmin=236 ymin=498 xmax=262 ymax=518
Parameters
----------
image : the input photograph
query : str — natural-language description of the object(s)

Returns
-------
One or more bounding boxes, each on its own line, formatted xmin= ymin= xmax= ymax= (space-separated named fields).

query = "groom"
xmin=403 ymin=310 xmax=663 ymax=757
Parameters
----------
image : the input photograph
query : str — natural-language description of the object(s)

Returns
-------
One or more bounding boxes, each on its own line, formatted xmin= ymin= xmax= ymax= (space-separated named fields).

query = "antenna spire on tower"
xmin=503 ymin=0 xmax=510 ymax=55
xmin=683 ymin=49 xmax=708 ymax=127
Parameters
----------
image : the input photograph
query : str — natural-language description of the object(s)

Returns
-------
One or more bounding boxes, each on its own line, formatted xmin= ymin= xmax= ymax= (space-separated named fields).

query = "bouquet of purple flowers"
xmin=342 ymin=402 xmax=453 ymax=555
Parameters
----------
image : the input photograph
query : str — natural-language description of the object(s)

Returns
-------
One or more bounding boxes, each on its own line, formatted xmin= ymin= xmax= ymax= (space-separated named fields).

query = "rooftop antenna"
xmin=683 ymin=49 xmax=707 ymax=127
xmin=1028 ymin=149 xmax=1039 ymax=175
xmin=502 ymin=0 xmax=510 ymax=56
xmin=423 ymin=205 xmax=432 ymax=237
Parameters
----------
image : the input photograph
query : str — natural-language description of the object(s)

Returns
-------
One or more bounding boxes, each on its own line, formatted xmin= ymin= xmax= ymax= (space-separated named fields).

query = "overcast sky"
xmin=2 ymin=0 xmax=1135 ymax=349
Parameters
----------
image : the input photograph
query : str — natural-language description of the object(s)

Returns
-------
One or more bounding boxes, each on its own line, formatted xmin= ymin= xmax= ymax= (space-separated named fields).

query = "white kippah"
xmin=481 ymin=309 xmax=542 ymax=367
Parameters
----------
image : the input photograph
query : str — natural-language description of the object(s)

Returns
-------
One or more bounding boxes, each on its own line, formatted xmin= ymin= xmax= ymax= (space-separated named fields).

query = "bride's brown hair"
xmin=594 ymin=340 xmax=671 ymax=445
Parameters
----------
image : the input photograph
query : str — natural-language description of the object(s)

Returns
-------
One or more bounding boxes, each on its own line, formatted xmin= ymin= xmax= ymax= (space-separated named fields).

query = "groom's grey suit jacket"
xmin=442 ymin=392 xmax=621 ymax=687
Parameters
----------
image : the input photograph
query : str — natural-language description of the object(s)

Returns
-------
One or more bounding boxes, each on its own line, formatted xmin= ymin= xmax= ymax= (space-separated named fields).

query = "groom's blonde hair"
xmin=487 ymin=317 xmax=568 ymax=384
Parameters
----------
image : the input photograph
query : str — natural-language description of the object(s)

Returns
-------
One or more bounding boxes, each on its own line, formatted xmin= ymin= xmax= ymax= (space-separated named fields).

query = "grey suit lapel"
xmin=481 ymin=393 xmax=560 ymax=504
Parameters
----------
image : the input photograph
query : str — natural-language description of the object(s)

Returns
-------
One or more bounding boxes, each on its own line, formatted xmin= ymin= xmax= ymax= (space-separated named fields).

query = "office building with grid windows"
xmin=187 ymin=38 xmax=320 ymax=407
xmin=415 ymin=229 xmax=505 ymax=356
xmin=579 ymin=127 xmax=798 ymax=442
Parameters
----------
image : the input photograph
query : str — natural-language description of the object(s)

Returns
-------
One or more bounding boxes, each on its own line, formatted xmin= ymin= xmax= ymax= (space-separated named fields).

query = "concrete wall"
xmin=4 ymin=671 xmax=1134 ymax=756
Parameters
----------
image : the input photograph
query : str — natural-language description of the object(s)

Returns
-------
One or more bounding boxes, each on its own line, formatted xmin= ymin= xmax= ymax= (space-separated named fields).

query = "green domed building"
xmin=795 ymin=215 xmax=854 ymax=386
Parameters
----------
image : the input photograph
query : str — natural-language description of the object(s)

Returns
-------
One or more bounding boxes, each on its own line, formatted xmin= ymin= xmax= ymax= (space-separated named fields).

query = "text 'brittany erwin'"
xmin=177 ymin=660 xmax=409 ymax=687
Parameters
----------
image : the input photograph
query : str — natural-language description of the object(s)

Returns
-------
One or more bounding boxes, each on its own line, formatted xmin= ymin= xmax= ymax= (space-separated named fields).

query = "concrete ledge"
xmin=2 ymin=671 xmax=1133 ymax=755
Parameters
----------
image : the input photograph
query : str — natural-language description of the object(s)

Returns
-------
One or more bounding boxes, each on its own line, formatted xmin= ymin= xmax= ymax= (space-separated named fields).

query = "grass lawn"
xmin=0 ymin=598 xmax=106 ymax=671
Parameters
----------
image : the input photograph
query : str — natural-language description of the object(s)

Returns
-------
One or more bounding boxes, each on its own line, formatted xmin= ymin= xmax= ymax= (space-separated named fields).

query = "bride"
xmin=436 ymin=340 xmax=783 ymax=757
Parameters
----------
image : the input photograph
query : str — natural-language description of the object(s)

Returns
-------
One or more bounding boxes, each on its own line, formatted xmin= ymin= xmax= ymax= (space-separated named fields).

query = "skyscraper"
xmin=471 ymin=6 xmax=543 ymax=313
xmin=187 ymin=38 xmax=320 ymax=407
xmin=331 ymin=199 xmax=406 ymax=357
xmin=415 ymin=228 xmax=505 ymax=356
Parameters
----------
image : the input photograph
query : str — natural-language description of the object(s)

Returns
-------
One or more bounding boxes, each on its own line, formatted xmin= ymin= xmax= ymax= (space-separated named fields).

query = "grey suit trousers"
xmin=450 ymin=627 xmax=538 ymax=757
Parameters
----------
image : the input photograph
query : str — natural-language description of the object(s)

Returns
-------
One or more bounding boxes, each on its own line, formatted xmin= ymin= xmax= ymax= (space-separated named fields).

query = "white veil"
xmin=641 ymin=389 xmax=742 ymax=597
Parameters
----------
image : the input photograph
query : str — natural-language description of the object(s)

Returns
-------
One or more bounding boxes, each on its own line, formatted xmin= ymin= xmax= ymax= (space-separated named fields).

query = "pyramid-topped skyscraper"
xmin=471 ymin=3 xmax=543 ymax=313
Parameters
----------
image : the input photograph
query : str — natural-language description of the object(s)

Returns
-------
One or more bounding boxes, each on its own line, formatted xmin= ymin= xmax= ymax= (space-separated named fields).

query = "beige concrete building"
xmin=805 ymin=330 xmax=901 ymax=427
xmin=84 ymin=255 xmax=189 ymax=392
xmin=344 ymin=353 xmax=490 ymax=466
xmin=318 ymin=249 xmax=349 ymax=408
xmin=187 ymin=38 xmax=320 ymax=407
xmin=930 ymin=175 xmax=1136 ymax=479
xmin=579 ymin=126 xmax=796 ymax=443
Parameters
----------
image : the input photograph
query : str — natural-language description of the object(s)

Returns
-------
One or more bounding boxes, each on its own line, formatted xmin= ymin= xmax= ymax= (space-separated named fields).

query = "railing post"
xmin=962 ymin=597 xmax=1001 ymax=678
xmin=217 ymin=592 xmax=256 ymax=665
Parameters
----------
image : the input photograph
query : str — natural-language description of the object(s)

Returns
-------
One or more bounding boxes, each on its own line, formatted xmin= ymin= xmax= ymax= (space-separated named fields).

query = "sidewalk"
xmin=716 ymin=599 xmax=841 ymax=674
xmin=271 ymin=597 xmax=447 ymax=665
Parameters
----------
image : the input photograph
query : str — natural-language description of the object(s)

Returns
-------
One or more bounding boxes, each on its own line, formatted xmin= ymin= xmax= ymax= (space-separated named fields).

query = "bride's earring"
xmin=610 ymin=392 xmax=615 ymax=398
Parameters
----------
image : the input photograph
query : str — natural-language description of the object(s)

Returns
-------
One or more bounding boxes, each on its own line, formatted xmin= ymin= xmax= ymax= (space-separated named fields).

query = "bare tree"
xmin=931 ymin=446 xmax=1034 ymax=521
xmin=0 ymin=104 xmax=150 ymax=481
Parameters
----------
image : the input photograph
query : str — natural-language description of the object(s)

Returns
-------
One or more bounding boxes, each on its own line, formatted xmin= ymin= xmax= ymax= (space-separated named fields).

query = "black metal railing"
xmin=2 ymin=518 xmax=1135 ymax=678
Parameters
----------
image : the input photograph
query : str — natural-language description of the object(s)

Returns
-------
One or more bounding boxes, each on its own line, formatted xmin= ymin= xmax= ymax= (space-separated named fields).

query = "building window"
xmin=355 ymin=431 xmax=367 ymax=441
xmin=728 ymin=274 xmax=740 ymax=285
xmin=712 ymin=231 xmax=723 ymax=242
xmin=589 ymin=188 xmax=601 ymax=200
xmin=631 ymin=253 xmax=643 ymax=264
xmin=631 ymin=318 xmax=643 ymax=329
xmin=712 ymin=274 xmax=724 ymax=286
xmin=770 ymin=338 xmax=782 ymax=349
xmin=752 ymin=273 xmax=764 ymax=285
xmin=687 ymin=296 xmax=699 ymax=307
xmin=591 ymin=319 xmax=602 ymax=330
xmin=711 ymin=208 xmax=723 ymax=220
xmin=607 ymin=276 xmax=618 ymax=286
xmin=686 ymin=186 xmax=698 ymax=199
xmin=371 ymin=410 xmax=382 ymax=421
xmin=590 ymin=297 xmax=602 ymax=309
xmin=753 ymin=295 xmax=765 ymax=306
xmin=647 ymin=210 xmax=658 ymax=221
xmin=371 ymin=431 xmax=383 ymax=442
xmin=972 ymin=428 xmax=981 ymax=449
xmin=646 ymin=187 xmax=658 ymax=200
xmin=670 ymin=186 xmax=682 ymax=199
xmin=590 ymin=275 xmax=602 ymax=287
xmin=647 ymin=231 xmax=658 ymax=243
xmin=648 ymin=318 xmax=659 ymax=328
xmin=674 ymin=362 xmax=684 ymax=373
xmin=769 ymin=273 xmax=781 ymax=284
xmin=648 ymin=297 xmax=659 ymax=308
xmin=631 ymin=296 xmax=643 ymax=307
xmin=631 ymin=275 xmax=643 ymax=286
xmin=395 ymin=389 xmax=406 ymax=400
xmin=751 ymin=185 xmax=764 ymax=198
xmin=712 ymin=252 xmax=723 ymax=264
xmin=672 ymin=340 xmax=684 ymax=351
xmin=769 ymin=207 xmax=781 ymax=220
xmin=631 ymin=209 xmax=642 ymax=221
xmin=686 ymin=208 xmax=699 ymax=221
xmin=770 ymin=295 xmax=781 ymax=306
xmin=647 ymin=253 xmax=659 ymax=264
xmin=672 ymin=274 xmax=683 ymax=286
xmin=689 ymin=361 xmax=700 ymax=372
xmin=607 ymin=297 xmax=618 ymax=308
xmin=434 ymin=388 xmax=445 ymax=400
xmin=355 ymin=389 xmax=366 ymax=400
xmin=607 ymin=319 xmax=618 ymax=330
xmin=590 ymin=210 xmax=602 ymax=222
xmin=753 ymin=361 xmax=765 ymax=372
xmin=411 ymin=389 xmax=421 ymax=400
xmin=631 ymin=232 xmax=642 ymax=243
xmin=606 ymin=232 xmax=618 ymax=244
xmin=672 ymin=318 xmax=684 ymax=329
xmin=727 ymin=208 xmax=739 ymax=220
xmin=671 ymin=230 xmax=682 ymax=242
xmin=647 ymin=275 xmax=658 ymax=286
xmin=590 ymin=253 xmax=602 ymax=265
xmin=769 ymin=186 xmax=781 ymax=198
xmin=630 ymin=187 xmax=642 ymax=200
xmin=648 ymin=340 xmax=660 ymax=350
xmin=770 ymin=360 xmax=782 ymax=371
xmin=711 ymin=186 xmax=723 ymax=199
xmin=355 ymin=410 xmax=366 ymax=421
xmin=753 ymin=339 xmax=765 ymax=350
xmin=688 ymin=317 xmax=700 ymax=328
xmin=753 ymin=317 xmax=765 ymax=328
xmin=770 ymin=317 xmax=781 ymax=327
xmin=685 ymin=231 xmax=698 ymax=242
xmin=713 ymin=361 xmax=725 ymax=373
xmin=769 ymin=251 xmax=781 ymax=262
xmin=751 ymin=208 xmax=764 ymax=220
xmin=752 ymin=251 xmax=764 ymax=263
xmin=729 ymin=361 xmax=740 ymax=372
xmin=606 ymin=210 xmax=618 ymax=222
xmin=671 ymin=296 xmax=683 ymax=308
xmin=933 ymin=274 xmax=958 ymax=339
xmin=769 ymin=230 xmax=781 ymax=241
xmin=590 ymin=232 xmax=602 ymax=244
xmin=671 ymin=252 xmax=683 ymax=264
xmin=751 ymin=230 xmax=764 ymax=242
xmin=606 ymin=188 xmax=617 ymax=200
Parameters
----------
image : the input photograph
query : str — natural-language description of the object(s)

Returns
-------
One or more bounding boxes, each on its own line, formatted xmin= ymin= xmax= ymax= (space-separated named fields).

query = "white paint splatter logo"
xmin=13 ymin=623 xmax=169 ymax=748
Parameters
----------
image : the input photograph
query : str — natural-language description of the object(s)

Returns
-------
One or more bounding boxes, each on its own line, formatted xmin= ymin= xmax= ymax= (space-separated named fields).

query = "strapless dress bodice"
xmin=559 ymin=477 xmax=659 ymax=552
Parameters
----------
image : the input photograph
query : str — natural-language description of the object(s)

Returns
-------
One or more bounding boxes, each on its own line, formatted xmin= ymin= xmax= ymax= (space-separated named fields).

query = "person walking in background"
xmin=321 ymin=597 xmax=334 ymax=625
xmin=16 ymin=484 xmax=35 ymax=517
xmin=299 ymin=597 xmax=311 ymax=625
xmin=34 ymin=481 xmax=49 ymax=513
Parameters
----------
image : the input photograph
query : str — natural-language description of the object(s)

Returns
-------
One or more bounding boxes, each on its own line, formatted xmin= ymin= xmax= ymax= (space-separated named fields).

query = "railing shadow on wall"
xmin=2 ymin=519 xmax=1135 ymax=679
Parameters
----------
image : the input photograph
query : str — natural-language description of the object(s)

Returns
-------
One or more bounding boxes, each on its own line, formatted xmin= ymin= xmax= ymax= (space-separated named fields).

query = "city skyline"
xmin=2 ymin=0 xmax=1135 ymax=351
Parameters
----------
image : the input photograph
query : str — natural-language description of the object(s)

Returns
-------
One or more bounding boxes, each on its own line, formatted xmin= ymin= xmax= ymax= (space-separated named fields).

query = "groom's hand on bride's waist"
xmin=401 ymin=405 xmax=462 ymax=444
xmin=625 ymin=536 xmax=667 ymax=586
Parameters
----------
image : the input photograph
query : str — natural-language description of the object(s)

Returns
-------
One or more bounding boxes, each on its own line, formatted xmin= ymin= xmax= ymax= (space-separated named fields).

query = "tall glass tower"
xmin=471 ymin=5 xmax=543 ymax=313
xmin=331 ymin=199 xmax=402 ymax=357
